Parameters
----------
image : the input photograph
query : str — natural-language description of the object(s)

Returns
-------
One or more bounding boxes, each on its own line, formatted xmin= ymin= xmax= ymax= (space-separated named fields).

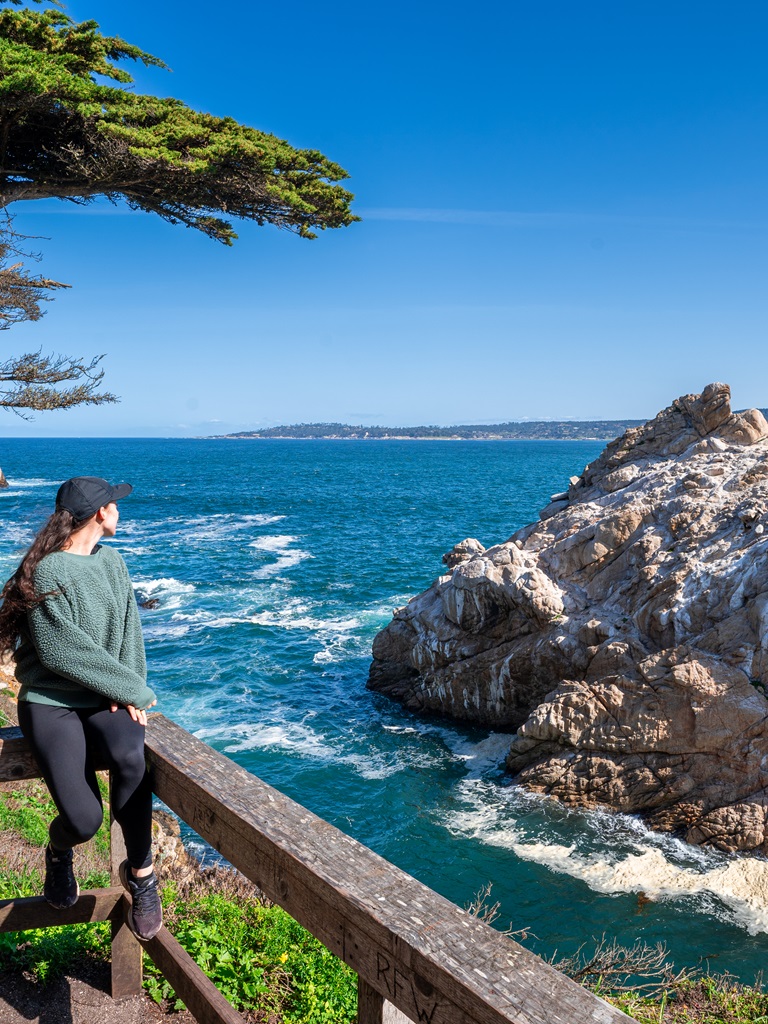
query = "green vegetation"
xmin=0 ymin=0 xmax=357 ymax=414
xmin=0 ymin=773 xmax=357 ymax=1020
xmin=610 ymin=981 xmax=768 ymax=1024
xmin=0 ymin=2 xmax=356 ymax=242
xmin=2 ymin=771 xmax=768 ymax=1022
xmin=0 ymin=860 xmax=110 ymax=984
xmin=146 ymin=878 xmax=356 ymax=1022
xmin=0 ymin=774 xmax=111 ymax=852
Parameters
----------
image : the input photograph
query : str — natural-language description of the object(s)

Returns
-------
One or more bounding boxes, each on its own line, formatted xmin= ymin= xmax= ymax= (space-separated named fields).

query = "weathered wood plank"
xmin=0 ymin=726 xmax=39 ymax=781
xmin=0 ymin=725 xmax=107 ymax=781
xmin=142 ymin=925 xmax=246 ymax=1024
xmin=358 ymin=976 xmax=413 ymax=1024
xmin=145 ymin=714 xmax=635 ymax=1024
xmin=0 ymin=887 xmax=123 ymax=931
xmin=110 ymin=789 xmax=143 ymax=1001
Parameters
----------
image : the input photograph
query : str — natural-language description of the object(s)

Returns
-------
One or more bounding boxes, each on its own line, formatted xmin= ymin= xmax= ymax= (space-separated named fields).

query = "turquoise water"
xmin=2 ymin=437 xmax=768 ymax=979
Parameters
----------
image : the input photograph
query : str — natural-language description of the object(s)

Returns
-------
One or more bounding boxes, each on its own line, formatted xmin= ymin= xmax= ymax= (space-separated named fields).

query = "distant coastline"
xmin=211 ymin=409 xmax=768 ymax=442
xmin=213 ymin=419 xmax=646 ymax=442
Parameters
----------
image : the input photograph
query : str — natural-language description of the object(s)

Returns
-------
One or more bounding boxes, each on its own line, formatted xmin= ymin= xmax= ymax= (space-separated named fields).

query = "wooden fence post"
xmin=109 ymin=773 xmax=143 ymax=1000
xmin=358 ymin=977 xmax=413 ymax=1024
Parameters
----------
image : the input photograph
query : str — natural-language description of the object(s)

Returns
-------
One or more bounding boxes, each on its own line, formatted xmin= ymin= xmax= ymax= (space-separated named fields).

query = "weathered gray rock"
xmin=368 ymin=383 xmax=768 ymax=854
xmin=442 ymin=537 xmax=485 ymax=569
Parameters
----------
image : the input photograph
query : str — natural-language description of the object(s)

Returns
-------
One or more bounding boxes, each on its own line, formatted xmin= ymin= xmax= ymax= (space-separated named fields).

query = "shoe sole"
xmin=118 ymin=859 xmax=161 ymax=942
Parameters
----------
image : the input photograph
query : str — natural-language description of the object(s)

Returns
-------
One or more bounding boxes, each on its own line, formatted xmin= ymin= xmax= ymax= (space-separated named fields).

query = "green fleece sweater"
xmin=15 ymin=545 xmax=156 ymax=710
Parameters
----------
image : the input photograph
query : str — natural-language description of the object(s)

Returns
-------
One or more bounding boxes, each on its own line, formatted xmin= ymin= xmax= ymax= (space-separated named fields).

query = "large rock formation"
xmin=0 ymin=467 xmax=7 ymax=488
xmin=368 ymin=384 xmax=768 ymax=854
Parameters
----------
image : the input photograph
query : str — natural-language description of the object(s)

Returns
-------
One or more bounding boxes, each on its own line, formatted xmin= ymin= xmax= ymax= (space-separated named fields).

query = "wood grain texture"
xmin=142 ymin=926 xmax=246 ymax=1024
xmin=110 ymin=793 xmax=143 ymax=1001
xmin=358 ymin=977 xmax=413 ymax=1024
xmin=0 ymin=887 xmax=123 ymax=931
xmin=0 ymin=725 xmax=107 ymax=780
xmin=145 ymin=714 xmax=636 ymax=1024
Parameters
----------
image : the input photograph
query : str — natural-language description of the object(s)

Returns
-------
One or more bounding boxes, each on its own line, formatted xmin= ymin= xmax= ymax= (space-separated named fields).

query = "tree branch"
xmin=0 ymin=219 xmax=117 ymax=414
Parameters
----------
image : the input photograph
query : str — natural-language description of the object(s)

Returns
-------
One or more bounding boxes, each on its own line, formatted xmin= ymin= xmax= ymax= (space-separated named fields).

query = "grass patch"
xmin=0 ymin=863 xmax=110 ymax=984
xmin=549 ymin=935 xmax=768 ymax=1023
xmin=146 ymin=875 xmax=357 ymax=1022
xmin=0 ymin=775 xmax=111 ymax=854
xmin=606 ymin=977 xmax=768 ymax=1022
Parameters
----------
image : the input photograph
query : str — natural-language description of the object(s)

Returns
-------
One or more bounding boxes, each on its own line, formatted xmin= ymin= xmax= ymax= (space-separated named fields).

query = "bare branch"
xmin=0 ymin=218 xmax=117 ymax=414
xmin=548 ymin=934 xmax=693 ymax=998
xmin=0 ymin=216 xmax=69 ymax=329
xmin=0 ymin=349 xmax=117 ymax=416
xmin=465 ymin=883 xmax=533 ymax=942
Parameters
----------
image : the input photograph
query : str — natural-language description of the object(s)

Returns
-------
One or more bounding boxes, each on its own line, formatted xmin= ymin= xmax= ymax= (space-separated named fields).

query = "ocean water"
xmin=2 ymin=437 xmax=768 ymax=980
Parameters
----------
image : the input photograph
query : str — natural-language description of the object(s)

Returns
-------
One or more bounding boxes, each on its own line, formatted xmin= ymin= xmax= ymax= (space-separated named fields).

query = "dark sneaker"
xmin=118 ymin=861 xmax=163 ymax=941
xmin=44 ymin=845 xmax=79 ymax=909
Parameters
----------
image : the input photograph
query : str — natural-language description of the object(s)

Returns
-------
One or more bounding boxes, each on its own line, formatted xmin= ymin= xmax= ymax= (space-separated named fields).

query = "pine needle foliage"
xmin=0 ymin=0 xmax=358 ymax=243
xmin=0 ymin=219 xmax=116 ymax=412
xmin=0 ymin=0 xmax=357 ymax=413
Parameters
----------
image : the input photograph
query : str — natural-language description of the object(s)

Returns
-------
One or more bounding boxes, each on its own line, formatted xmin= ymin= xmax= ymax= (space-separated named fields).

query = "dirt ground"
xmin=0 ymin=959 xmax=196 ymax=1024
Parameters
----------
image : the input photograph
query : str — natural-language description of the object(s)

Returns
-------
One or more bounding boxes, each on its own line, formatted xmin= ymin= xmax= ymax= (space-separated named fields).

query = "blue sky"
xmin=3 ymin=0 xmax=767 ymax=436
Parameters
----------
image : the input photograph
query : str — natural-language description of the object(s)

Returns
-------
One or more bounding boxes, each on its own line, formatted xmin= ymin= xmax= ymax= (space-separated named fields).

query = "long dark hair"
xmin=0 ymin=509 xmax=79 ymax=659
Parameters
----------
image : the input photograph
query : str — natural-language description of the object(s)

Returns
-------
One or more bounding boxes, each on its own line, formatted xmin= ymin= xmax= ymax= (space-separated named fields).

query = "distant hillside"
xmin=215 ymin=408 xmax=768 ymax=442
xmin=217 ymin=420 xmax=647 ymax=441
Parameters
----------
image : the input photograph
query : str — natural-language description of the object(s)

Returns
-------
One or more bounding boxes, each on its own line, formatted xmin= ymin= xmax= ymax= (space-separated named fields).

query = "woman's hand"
xmin=110 ymin=699 xmax=157 ymax=726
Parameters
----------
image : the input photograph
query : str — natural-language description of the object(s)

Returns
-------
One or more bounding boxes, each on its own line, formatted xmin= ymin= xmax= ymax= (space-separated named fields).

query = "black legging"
xmin=17 ymin=701 xmax=153 ymax=869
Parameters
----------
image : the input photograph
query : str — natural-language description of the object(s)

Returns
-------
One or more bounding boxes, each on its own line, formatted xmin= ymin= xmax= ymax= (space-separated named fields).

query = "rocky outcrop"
xmin=0 ymin=468 xmax=7 ymax=488
xmin=368 ymin=384 xmax=768 ymax=854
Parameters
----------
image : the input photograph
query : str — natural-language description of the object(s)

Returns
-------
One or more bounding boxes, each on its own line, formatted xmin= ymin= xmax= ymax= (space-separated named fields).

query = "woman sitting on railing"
xmin=0 ymin=477 xmax=162 ymax=940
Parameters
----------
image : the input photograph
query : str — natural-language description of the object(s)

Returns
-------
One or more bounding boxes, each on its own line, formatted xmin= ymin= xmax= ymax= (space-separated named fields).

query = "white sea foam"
xmin=249 ymin=535 xmax=311 ymax=578
xmin=142 ymin=621 xmax=193 ymax=639
xmin=185 ymin=513 xmax=285 ymax=543
xmin=340 ymin=750 xmax=419 ymax=781
xmin=431 ymin=729 xmax=516 ymax=777
xmin=3 ymin=478 xmax=58 ymax=489
xmin=505 ymin=842 xmax=768 ymax=936
xmin=442 ymin=779 xmax=768 ymax=936
xmin=133 ymin=577 xmax=196 ymax=610
xmin=0 ymin=523 xmax=34 ymax=548
xmin=171 ymin=609 xmax=212 ymax=623
xmin=199 ymin=718 xmax=429 ymax=781
xmin=253 ymin=600 xmax=362 ymax=665
xmin=249 ymin=534 xmax=300 ymax=552
xmin=118 ymin=512 xmax=285 ymax=545
xmin=200 ymin=720 xmax=336 ymax=760
xmin=248 ymin=598 xmax=358 ymax=634
xmin=112 ymin=522 xmax=144 ymax=539
xmin=309 ymin=597 xmax=413 ymax=664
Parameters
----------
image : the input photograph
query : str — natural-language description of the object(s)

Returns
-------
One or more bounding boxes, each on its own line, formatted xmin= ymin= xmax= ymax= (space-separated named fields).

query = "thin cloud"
xmin=359 ymin=207 xmax=754 ymax=232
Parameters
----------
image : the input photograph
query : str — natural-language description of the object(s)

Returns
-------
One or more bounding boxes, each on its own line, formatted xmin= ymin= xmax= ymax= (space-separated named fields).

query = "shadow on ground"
xmin=0 ymin=959 xmax=194 ymax=1024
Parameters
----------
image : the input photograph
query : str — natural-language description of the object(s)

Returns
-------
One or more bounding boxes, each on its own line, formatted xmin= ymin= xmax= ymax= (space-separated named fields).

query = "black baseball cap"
xmin=56 ymin=477 xmax=133 ymax=522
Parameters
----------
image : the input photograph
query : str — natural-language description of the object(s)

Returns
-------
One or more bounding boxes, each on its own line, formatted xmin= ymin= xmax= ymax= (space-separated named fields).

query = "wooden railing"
xmin=0 ymin=715 xmax=636 ymax=1024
